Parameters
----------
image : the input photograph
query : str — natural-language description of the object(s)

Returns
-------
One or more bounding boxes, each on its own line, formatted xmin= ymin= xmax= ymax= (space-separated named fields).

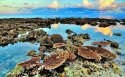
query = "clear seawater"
xmin=0 ymin=23 xmax=125 ymax=76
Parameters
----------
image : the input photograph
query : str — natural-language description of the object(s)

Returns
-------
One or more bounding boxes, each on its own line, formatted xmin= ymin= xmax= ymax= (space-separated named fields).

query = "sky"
xmin=0 ymin=0 xmax=125 ymax=18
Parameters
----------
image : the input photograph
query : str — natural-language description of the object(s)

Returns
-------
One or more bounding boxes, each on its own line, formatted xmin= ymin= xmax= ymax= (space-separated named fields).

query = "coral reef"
xmin=18 ymin=56 xmax=41 ymax=68
xmin=77 ymin=47 xmax=102 ymax=62
xmin=55 ymin=49 xmax=76 ymax=60
xmin=53 ymin=43 xmax=66 ymax=48
xmin=92 ymin=41 xmax=110 ymax=46
xmin=6 ymin=65 xmax=24 ymax=77
xmin=85 ymin=46 xmax=117 ymax=60
xmin=3 ymin=18 xmax=123 ymax=77
xmin=43 ymin=54 xmax=66 ymax=70
xmin=26 ymin=50 xmax=36 ymax=57
xmin=51 ymin=34 xmax=63 ymax=43
xmin=38 ymin=46 xmax=46 ymax=57
xmin=27 ymin=29 xmax=47 ymax=40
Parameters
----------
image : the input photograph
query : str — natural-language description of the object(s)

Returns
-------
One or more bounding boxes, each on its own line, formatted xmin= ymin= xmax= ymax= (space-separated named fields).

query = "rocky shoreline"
xmin=0 ymin=18 xmax=124 ymax=46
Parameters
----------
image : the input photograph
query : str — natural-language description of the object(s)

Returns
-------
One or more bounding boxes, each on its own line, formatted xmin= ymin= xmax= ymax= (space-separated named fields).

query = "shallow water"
xmin=0 ymin=24 xmax=125 ymax=76
xmin=0 ymin=42 xmax=40 ymax=77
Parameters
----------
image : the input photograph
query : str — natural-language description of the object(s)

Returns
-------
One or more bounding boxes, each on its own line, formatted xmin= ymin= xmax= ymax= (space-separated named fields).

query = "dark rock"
xmin=27 ymin=30 xmax=47 ymax=40
xmin=113 ymin=33 xmax=122 ymax=36
xmin=98 ymin=22 xmax=110 ymax=27
xmin=26 ymin=50 xmax=36 ymax=57
xmin=66 ymin=29 xmax=74 ymax=34
xmin=120 ymin=22 xmax=125 ymax=25
xmin=39 ymin=35 xmax=53 ymax=47
xmin=110 ymin=42 xmax=119 ymax=48
xmin=80 ymin=33 xmax=90 ymax=39
xmin=51 ymin=34 xmax=63 ymax=43
xmin=38 ymin=46 xmax=46 ymax=57
xmin=0 ymin=36 xmax=13 ymax=46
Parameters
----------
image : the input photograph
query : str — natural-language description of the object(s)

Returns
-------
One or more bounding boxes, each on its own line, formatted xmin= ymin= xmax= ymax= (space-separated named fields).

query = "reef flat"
xmin=0 ymin=18 xmax=125 ymax=77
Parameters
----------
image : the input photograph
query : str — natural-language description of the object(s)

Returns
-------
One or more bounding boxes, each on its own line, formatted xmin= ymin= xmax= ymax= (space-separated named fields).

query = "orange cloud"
xmin=48 ymin=0 xmax=59 ymax=9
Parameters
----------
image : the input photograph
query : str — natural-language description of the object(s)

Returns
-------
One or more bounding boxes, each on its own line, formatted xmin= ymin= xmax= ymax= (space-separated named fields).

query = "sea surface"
xmin=0 ymin=23 xmax=125 ymax=76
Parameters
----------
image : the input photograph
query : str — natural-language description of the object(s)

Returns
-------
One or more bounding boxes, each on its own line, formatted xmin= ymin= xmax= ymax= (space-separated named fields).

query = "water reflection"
xmin=81 ymin=24 xmax=91 ymax=30
xmin=95 ymin=27 xmax=113 ymax=37
xmin=51 ymin=23 xmax=59 ymax=29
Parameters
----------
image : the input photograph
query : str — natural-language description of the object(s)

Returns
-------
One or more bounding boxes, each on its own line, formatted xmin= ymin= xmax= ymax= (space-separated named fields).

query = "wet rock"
xmin=108 ymin=21 xmax=117 ymax=26
xmin=0 ymin=36 xmax=13 ymax=46
xmin=53 ymin=43 xmax=66 ymax=48
xmin=77 ymin=47 xmax=102 ymax=62
xmin=79 ymin=33 xmax=90 ymax=39
xmin=38 ymin=46 xmax=46 ymax=57
xmin=43 ymin=54 xmax=66 ymax=70
xmin=26 ymin=50 xmax=36 ymax=57
xmin=6 ymin=65 xmax=24 ymax=77
xmin=66 ymin=29 xmax=74 ymax=34
xmin=18 ymin=56 xmax=41 ymax=68
xmin=103 ymin=63 xmax=110 ymax=68
xmin=92 ymin=41 xmax=110 ymax=46
xmin=55 ymin=49 xmax=76 ymax=61
xmin=110 ymin=42 xmax=119 ymax=48
xmin=113 ymin=33 xmax=122 ymax=36
xmin=39 ymin=35 xmax=53 ymax=47
xmin=88 ymin=21 xmax=98 ymax=26
xmin=27 ymin=30 xmax=47 ymax=40
xmin=73 ymin=41 xmax=83 ymax=47
xmin=19 ymin=35 xmax=27 ymax=42
xmin=8 ymin=29 xmax=19 ymax=38
xmin=51 ymin=34 xmax=63 ymax=43
xmin=85 ymin=46 xmax=117 ymax=60
xmin=120 ymin=22 xmax=125 ymax=25
xmin=98 ymin=22 xmax=110 ymax=27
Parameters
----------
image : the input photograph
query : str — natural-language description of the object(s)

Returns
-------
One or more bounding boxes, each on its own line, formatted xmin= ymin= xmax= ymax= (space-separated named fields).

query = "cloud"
xmin=80 ymin=0 xmax=125 ymax=12
xmin=97 ymin=0 xmax=125 ymax=11
xmin=48 ymin=0 xmax=59 ymax=9
xmin=82 ymin=0 xmax=93 ymax=7
xmin=98 ymin=0 xmax=115 ymax=10
xmin=0 ymin=4 xmax=32 ymax=14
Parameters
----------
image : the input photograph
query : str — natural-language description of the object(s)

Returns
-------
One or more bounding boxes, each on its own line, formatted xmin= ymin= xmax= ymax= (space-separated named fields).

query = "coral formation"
xmin=92 ymin=41 xmax=110 ymax=46
xmin=6 ymin=65 xmax=24 ymax=77
xmin=3 ymin=18 xmax=122 ymax=77
xmin=85 ymin=46 xmax=117 ymax=60
xmin=18 ymin=56 xmax=41 ymax=68
xmin=77 ymin=47 xmax=102 ymax=62
xmin=55 ymin=49 xmax=76 ymax=60
xmin=53 ymin=43 xmax=66 ymax=48
xmin=26 ymin=50 xmax=36 ymax=57
xmin=43 ymin=54 xmax=66 ymax=70
xmin=51 ymin=34 xmax=63 ymax=43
